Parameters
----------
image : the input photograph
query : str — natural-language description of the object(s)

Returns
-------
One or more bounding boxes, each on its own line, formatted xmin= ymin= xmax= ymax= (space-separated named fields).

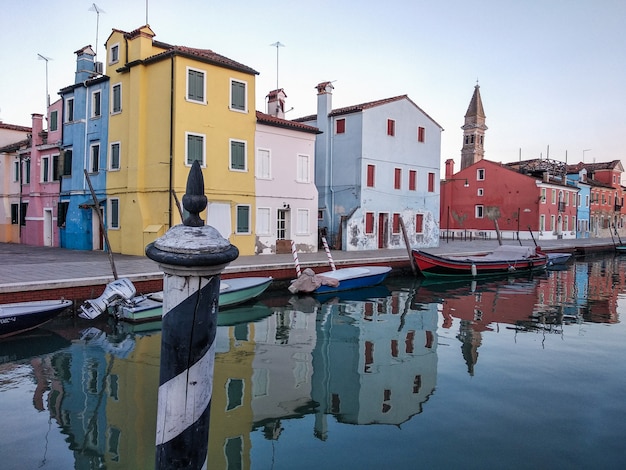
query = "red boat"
xmin=411 ymin=245 xmax=548 ymax=278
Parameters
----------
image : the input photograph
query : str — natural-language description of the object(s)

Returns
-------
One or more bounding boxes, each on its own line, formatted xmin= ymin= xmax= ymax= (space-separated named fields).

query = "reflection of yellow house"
xmin=104 ymin=25 xmax=258 ymax=255
xmin=209 ymin=324 xmax=257 ymax=469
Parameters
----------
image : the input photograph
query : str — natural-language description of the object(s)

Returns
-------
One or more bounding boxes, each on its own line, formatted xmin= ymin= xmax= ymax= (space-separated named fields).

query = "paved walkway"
xmin=0 ymin=237 xmax=617 ymax=294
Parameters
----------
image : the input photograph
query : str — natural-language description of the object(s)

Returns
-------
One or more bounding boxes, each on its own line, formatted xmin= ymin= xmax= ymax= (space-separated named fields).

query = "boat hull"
xmin=112 ymin=277 xmax=273 ymax=323
xmin=412 ymin=249 xmax=547 ymax=279
xmin=0 ymin=299 xmax=73 ymax=338
xmin=313 ymin=266 xmax=392 ymax=294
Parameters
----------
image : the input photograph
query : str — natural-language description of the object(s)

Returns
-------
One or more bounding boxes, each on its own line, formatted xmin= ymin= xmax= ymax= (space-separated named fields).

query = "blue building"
xmin=296 ymin=82 xmax=443 ymax=251
xmin=59 ymin=46 xmax=110 ymax=250
xmin=567 ymin=167 xmax=591 ymax=238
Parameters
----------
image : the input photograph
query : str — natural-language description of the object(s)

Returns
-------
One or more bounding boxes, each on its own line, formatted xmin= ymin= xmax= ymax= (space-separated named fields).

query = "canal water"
xmin=1 ymin=254 xmax=625 ymax=469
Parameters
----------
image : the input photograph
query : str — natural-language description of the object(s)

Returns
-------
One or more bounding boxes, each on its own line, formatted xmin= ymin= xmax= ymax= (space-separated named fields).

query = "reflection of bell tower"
xmin=457 ymin=320 xmax=482 ymax=376
xmin=460 ymin=84 xmax=487 ymax=170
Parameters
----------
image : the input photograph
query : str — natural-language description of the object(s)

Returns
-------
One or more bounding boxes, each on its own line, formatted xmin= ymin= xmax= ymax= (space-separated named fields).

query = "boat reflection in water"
xmin=1 ymin=255 xmax=626 ymax=468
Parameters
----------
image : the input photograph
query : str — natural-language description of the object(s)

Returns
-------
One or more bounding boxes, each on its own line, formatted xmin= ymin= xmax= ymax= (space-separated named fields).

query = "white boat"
xmin=0 ymin=299 xmax=73 ymax=338
xmin=81 ymin=276 xmax=273 ymax=323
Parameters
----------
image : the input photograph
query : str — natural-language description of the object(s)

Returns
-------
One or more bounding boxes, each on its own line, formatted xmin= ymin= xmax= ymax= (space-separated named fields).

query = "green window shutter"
xmin=188 ymin=70 xmax=204 ymax=101
xmin=237 ymin=206 xmax=249 ymax=233
xmin=187 ymin=135 xmax=204 ymax=164
xmin=231 ymin=81 xmax=245 ymax=110
xmin=231 ymin=141 xmax=245 ymax=170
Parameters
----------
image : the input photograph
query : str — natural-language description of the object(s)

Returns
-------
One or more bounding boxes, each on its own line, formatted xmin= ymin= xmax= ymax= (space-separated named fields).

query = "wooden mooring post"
xmin=146 ymin=161 xmax=239 ymax=469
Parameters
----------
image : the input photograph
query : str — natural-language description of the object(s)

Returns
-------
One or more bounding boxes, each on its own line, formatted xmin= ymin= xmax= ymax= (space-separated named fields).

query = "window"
xmin=50 ymin=154 xmax=59 ymax=181
xmin=585 ymin=195 xmax=589 ymax=207
xmin=392 ymin=213 xmax=400 ymax=234
xmin=475 ymin=205 xmax=484 ymax=218
xmin=477 ymin=188 xmax=484 ymax=196
xmin=49 ymin=110 xmax=58 ymax=131
xmin=62 ymin=149 xmax=72 ymax=176
xmin=109 ymin=198 xmax=120 ymax=229
xmin=110 ymin=142 xmax=120 ymax=170
xmin=186 ymin=133 xmax=205 ymax=166
xmin=256 ymin=208 xmax=271 ymax=235
xmin=564 ymin=216 xmax=568 ymax=232
xmin=256 ymin=149 xmax=271 ymax=179
xmin=336 ymin=118 xmax=345 ymax=134
xmin=296 ymin=209 xmax=309 ymax=234
xmin=408 ymin=170 xmax=417 ymax=191
xmin=65 ymin=98 xmax=74 ymax=122
xmin=394 ymin=168 xmax=401 ymax=190
xmin=24 ymin=160 xmax=30 ymax=184
xmin=365 ymin=212 xmax=374 ymax=234
xmin=41 ymin=156 xmax=50 ymax=182
xmin=111 ymin=84 xmax=122 ymax=113
xmin=415 ymin=214 xmax=424 ymax=233
xmin=11 ymin=204 xmax=18 ymax=224
xmin=477 ymin=168 xmax=485 ymax=180
xmin=13 ymin=161 xmax=19 ymax=182
xmin=387 ymin=119 xmax=395 ymax=136
xmin=89 ymin=143 xmax=100 ymax=173
xmin=226 ymin=378 xmax=244 ymax=411
xmin=550 ymin=215 xmax=555 ymax=231
xmin=428 ymin=172 xmax=435 ymax=192
xmin=418 ymin=126 xmax=425 ymax=142
xmin=20 ymin=202 xmax=28 ymax=225
xmin=187 ymin=68 xmax=205 ymax=103
xmin=541 ymin=188 xmax=547 ymax=203
xmin=230 ymin=140 xmax=247 ymax=171
xmin=277 ymin=209 xmax=287 ymax=239
xmin=110 ymin=43 xmax=119 ymax=63
xmin=367 ymin=164 xmax=375 ymax=187
xmin=236 ymin=205 xmax=250 ymax=234
xmin=57 ymin=201 xmax=69 ymax=227
xmin=540 ymin=214 xmax=545 ymax=231
xmin=92 ymin=90 xmax=101 ymax=117
xmin=230 ymin=79 xmax=246 ymax=111
xmin=296 ymin=154 xmax=310 ymax=183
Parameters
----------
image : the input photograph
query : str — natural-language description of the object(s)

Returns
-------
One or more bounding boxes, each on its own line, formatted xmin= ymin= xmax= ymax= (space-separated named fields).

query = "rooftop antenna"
xmin=270 ymin=41 xmax=285 ymax=92
xmin=88 ymin=3 xmax=106 ymax=59
xmin=145 ymin=0 xmax=149 ymax=24
xmin=37 ymin=53 xmax=52 ymax=112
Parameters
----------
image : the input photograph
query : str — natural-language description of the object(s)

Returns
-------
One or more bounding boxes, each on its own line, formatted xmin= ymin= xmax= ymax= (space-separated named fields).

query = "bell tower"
xmin=460 ymin=84 xmax=487 ymax=169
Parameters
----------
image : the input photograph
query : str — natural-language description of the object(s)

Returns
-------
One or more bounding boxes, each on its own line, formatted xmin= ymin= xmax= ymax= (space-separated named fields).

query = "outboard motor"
xmin=79 ymin=278 xmax=137 ymax=320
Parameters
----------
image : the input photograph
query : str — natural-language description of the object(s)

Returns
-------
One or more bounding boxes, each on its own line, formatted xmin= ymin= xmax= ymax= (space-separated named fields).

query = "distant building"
xmin=58 ymin=45 xmax=109 ymax=250
xmin=296 ymin=82 xmax=443 ymax=251
xmin=255 ymin=92 xmax=321 ymax=254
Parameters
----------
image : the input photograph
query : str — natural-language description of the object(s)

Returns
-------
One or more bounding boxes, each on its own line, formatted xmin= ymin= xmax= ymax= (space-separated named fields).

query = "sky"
xmin=2 ymin=0 xmax=625 ymax=171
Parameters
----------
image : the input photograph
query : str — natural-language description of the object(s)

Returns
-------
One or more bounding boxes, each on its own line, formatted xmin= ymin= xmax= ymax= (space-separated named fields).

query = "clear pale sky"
xmin=1 ymin=0 xmax=624 ymax=170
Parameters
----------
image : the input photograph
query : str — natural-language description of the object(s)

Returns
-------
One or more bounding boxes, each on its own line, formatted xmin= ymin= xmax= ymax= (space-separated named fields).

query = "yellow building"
xmin=104 ymin=25 xmax=258 ymax=255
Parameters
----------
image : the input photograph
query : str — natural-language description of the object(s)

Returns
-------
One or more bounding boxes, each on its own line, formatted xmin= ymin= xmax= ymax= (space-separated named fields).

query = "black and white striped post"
xmin=146 ymin=161 xmax=239 ymax=469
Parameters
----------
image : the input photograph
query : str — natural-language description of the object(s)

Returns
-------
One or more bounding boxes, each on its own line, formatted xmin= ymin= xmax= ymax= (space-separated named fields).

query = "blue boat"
xmin=289 ymin=266 xmax=392 ymax=294
xmin=0 ymin=299 xmax=73 ymax=339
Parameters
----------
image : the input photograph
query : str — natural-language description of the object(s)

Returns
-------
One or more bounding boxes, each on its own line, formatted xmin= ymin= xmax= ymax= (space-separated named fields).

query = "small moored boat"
xmin=288 ymin=266 xmax=392 ymax=294
xmin=0 ymin=299 xmax=73 ymax=339
xmin=411 ymin=245 xmax=548 ymax=279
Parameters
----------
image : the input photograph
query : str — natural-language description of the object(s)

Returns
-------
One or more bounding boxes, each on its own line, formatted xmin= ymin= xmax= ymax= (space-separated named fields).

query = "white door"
xmin=43 ymin=208 xmax=53 ymax=246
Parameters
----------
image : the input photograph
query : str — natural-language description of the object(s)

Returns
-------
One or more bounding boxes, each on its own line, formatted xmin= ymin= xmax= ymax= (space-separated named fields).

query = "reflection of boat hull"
xmin=0 ymin=330 xmax=71 ymax=363
xmin=112 ymin=277 xmax=273 ymax=323
xmin=0 ymin=299 xmax=73 ymax=338
xmin=412 ymin=247 xmax=547 ymax=278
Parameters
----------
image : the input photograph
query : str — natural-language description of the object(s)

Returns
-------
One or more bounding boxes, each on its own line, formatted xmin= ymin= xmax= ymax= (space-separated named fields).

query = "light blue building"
xmin=59 ymin=46 xmax=110 ymax=250
xmin=296 ymin=82 xmax=443 ymax=251
xmin=567 ymin=168 xmax=591 ymax=238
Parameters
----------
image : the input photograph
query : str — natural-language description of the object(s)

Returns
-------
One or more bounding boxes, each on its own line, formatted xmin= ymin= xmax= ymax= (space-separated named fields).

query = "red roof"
xmin=256 ymin=111 xmax=320 ymax=134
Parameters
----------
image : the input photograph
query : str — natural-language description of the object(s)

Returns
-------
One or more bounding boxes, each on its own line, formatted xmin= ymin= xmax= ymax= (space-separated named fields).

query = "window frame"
xmin=109 ymin=43 xmax=120 ymax=64
xmin=111 ymin=83 xmax=122 ymax=114
xmin=366 ymin=164 xmax=375 ymax=188
xmin=475 ymin=205 xmax=484 ymax=218
xmin=185 ymin=132 xmax=206 ymax=167
xmin=476 ymin=168 xmax=485 ymax=181
xmin=256 ymin=207 xmax=271 ymax=235
xmin=229 ymin=139 xmax=247 ymax=172
xmin=62 ymin=148 xmax=72 ymax=176
xmin=236 ymin=205 xmax=251 ymax=234
xmin=387 ymin=119 xmax=395 ymax=136
xmin=415 ymin=213 xmax=424 ymax=234
xmin=394 ymin=167 xmax=402 ymax=190
xmin=256 ymin=148 xmax=271 ymax=179
xmin=49 ymin=110 xmax=58 ymax=131
xmin=417 ymin=126 xmax=425 ymax=142
xmin=428 ymin=172 xmax=435 ymax=192
xmin=186 ymin=67 xmax=206 ymax=104
xmin=109 ymin=198 xmax=120 ymax=229
xmin=408 ymin=169 xmax=417 ymax=191
xmin=91 ymin=90 xmax=101 ymax=118
xmin=41 ymin=156 xmax=50 ymax=183
xmin=336 ymin=118 xmax=346 ymax=134
xmin=89 ymin=142 xmax=100 ymax=173
xmin=110 ymin=142 xmax=121 ymax=170
xmin=65 ymin=97 xmax=75 ymax=122
xmin=296 ymin=154 xmax=310 ymax=183
xmin=296 ymin=209 xmax=309 ymax=235
xmin=365 ymin=212 xmax=375 ymax=234
xmin=229 ymin=78 xmax=247 ymax=112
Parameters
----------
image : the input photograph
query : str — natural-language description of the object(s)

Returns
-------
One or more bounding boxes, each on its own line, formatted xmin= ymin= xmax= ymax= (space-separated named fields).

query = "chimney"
xmin=266 ymin=89 xmax=287 ymax=118
xmin=316 ymin=81 xmax=333 ymax=123
xmin=31 ymin=114 xmax=44 ymax=146
xmin=75 ymin=45 xmax=96 ymax=83
xmin=445 ymin=159 xmax=455 ymax=180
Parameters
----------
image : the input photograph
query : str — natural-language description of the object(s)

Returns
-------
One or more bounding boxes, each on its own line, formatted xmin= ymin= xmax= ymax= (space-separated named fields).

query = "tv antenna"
xmin=88 ymin=3 xmax=106 ymax=59
xmin=270 ymin=41 xmax=285 ymax=92
xmin=37 ymin=53 xmax=53 ymax=110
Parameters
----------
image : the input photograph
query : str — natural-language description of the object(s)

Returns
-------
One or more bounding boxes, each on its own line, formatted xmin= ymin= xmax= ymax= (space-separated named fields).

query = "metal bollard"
xmin=146 ymin=161 xmax=239 ymax=469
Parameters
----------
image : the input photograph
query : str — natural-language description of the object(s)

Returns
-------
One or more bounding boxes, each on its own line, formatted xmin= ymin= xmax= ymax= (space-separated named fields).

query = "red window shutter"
xmin=415 ymin=214 xmax=424 ymax=233
xmin=394 ymin=168 xmax=401 ymax=189
xmin=387 ymin=119 xmax=395 ymax=136
xmin=365 ymin=212 xmax=374 ymax=233
xmin=428 ymin=172 xmax=435 ymax=192
xmin=392 ymin=213 xmax=400 ymax=233
xmin=409 ymin=170 xmax=416 ymax=190
xmin=336 ymin=118 xmax=345 ymax=134
xmin=367 ymin=164 xmax=375 ymax=187
xmin=418 ymin=126 xmax=425 ymax=142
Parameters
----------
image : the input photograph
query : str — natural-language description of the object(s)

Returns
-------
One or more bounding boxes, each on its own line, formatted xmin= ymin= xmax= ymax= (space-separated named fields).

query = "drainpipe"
xmin=168 ymin=55 xmax=174 ymax=228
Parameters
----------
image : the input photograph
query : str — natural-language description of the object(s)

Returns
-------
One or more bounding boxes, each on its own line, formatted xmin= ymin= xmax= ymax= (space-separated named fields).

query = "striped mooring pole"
xmin=146 ymin=161 xmax=239 ymax=469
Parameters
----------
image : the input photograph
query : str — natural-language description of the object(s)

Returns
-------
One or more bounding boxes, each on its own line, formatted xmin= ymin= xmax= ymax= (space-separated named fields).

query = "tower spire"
xmin=460 ymin=84 xmax=488 ymax=169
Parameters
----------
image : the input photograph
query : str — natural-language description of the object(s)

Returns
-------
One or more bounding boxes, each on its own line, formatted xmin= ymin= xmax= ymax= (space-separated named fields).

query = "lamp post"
xmin=443 ymin=178 xmax=469 ymax=242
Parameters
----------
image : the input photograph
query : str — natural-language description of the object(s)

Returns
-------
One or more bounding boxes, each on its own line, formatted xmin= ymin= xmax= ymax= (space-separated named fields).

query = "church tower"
xmin=460 ymin=84 xmax=487 ymax=169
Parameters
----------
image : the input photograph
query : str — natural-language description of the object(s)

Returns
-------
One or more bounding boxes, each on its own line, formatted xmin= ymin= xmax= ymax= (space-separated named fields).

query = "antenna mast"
xmin=37 ymin=53 xmax=52 ymax=112
xmin=89 ymin=3 xmax=106 ymax=59
xmin=270 ymin=41 xmax=285 ymax=92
